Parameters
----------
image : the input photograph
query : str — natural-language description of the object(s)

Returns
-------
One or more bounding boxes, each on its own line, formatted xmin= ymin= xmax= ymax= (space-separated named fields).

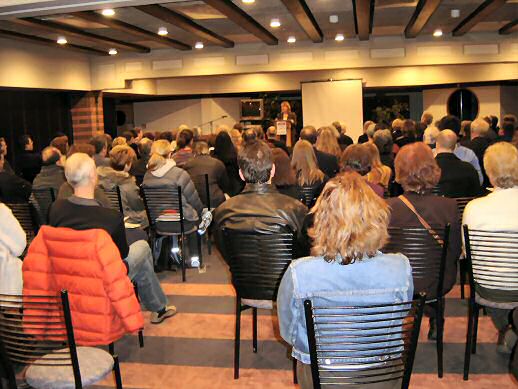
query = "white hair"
xmin=471 ymin=118 xmax=490 ymax=136
xmin=423 ymin=126 xmax=440 ymax=145
xmin=65 ymin=153 xmax=96 ymax=188
xmin=366 ymin=123 xmax=376 ymax=138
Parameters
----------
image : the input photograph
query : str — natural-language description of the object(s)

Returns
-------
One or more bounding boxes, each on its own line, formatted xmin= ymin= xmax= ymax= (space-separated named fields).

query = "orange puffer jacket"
xmin=23 ymin=226 xmax=144 ymax=345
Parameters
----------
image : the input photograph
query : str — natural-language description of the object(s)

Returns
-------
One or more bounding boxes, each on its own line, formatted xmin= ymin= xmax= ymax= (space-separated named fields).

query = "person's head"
xmin=470 ymin=118 xmax=490 ymax=139
xmin=214 ymin=131 xmax=236 ymax=160
xmin=436 ymin=130 xmax=458 ymax=153
xmin=438 ymin=115 xmax=461 ymax=136
xmin=147 ymin=139 xmax=172 ymax=172
xmin=133 ymin=127 xmax=143 ymax=142
xmin=122 ymin=131 xmax=135 ymax=144
xmin=109 ymin=145 xmax=136 ymax=172
xmin=158 ymin=131 xmax=174 ymax=142
xmin=280 ymin=101 xmax=291 ymax=114
xmin=142 ymin=132 xmax=155 ymax=141
xmin=67 ymin=143 xmax=95 ymax=157
xmin=402 ymin=119 xmax=416 ymax=138
xmin=300 ymin=125 xmax=317 ymax=144
xmin=484 ymin=142 xmax=518 ymax=189
xmin=502 ymin=122 xmax=516 ymax=140
xmin=112 ymin=136 xmax=127 ymax=148
xmin=176 ymin=128 xmax=194 ymax=149
xmin=423 ymin=126 xmax=440 ymax=146
xmin=365 ymin=123 xmax=377 ymax=140
xmin=0 ymin=137 xmax=7 ymax=156
xmin=391 ymin=118 xmax=405 ymax=133
xmin=372 ymin=129 xmax=393 ymax=155
xmin=215 ymin=124 xmax=230 ymax=135
xmin=503 ymin=114 xmax=517 ymax=126
xmin=138 ymin=138 xmax=153 ymax=159
xmin=64 ymin=153 xmax=97 ymax=191
xmin=291 ymin=140 xmax=323 ymax=186
xmin=193 ymin=141 xmax=210 ymax=156
xmin=242 ymin=128 xmax=257 ymax=145
xmin=267 ymin=126 xmax=277 ymax=140
xmin=363 ymin=120 xmax=375 ymax=134
xmin=41 ymin=146 xmax=61 ymax=166
xmin=271 ymin=147 xmax=296 ymax=186
xmin=309 ymin=172 xmax=390 ymax=264
xmin=363 ymin=142 xmax=383 ymax=168
xmin=316 ymin=127 xmax=341 ymax=158
xmin=331 ymin=121 xmax=342 ymax=134
xmin=340 ymin=144 xmax=371 ymax=176
xmin=19 ymin=134 xmax=33 ymax=151
xmin=237 ymin=140 xmax=274 ymax=184
xmin=50 ymin=135 xmax=69 ymax=156
xmin=489 ymin=115 xmax=498 ymax=131
xmin=233 ymin=122 xmax=244 ymax=133
xmin=421 ymin=111 xmax=433 ymax=126
xmin=229 ymin=129 xmax=242 ymax=150
xmin=460 ymin=120 xmax=472 ymax=140
xmin=89 ymin=135 xmax=108 ymax=157
xmin=395 ymin=142 xmax=441 ymax=193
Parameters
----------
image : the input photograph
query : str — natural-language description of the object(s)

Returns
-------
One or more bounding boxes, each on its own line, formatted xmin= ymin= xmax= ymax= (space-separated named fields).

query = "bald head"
xmin=300 ymin=126 xmax=317 ymax=144
xmin=436 ymin=130 xmax=458 ymax=152
xmin=64 ymin=153 xmax=97 ymax=189
xmin=42 ymin=146 xmax=61 ymax=166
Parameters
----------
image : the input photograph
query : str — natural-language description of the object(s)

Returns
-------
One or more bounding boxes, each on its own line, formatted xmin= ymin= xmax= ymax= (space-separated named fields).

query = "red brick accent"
xmin=70 ymin=91 xmax=104 ymax=143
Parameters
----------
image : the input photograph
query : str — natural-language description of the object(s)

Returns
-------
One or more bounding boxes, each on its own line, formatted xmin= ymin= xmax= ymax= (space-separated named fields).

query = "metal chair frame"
xmin=297 ymin=185 xmax=320 ymax=208
xmin=103 ymin=186 xmax=124 ymax=214
xmin=3 ymin=200 xmax=40 ymax=250
xmin=31 ymin=187 xmax=56 ymax=225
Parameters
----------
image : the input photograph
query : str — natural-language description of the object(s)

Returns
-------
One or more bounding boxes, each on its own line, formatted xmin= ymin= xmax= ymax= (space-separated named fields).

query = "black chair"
xmin=304 ymin=294 xmax=426 ymax=389
xmin=103 ymin=186 xmax=124 ymax=214
xmin=204 ymin=174 xmax=213 ymax=255
xmin=31 ymin=188 xmax=56 ymax=225
xmin=383 ymin=225 xmax=450 ymax=378
xmin=141 ymin=185 xmax=201 ymax=282
xmin=0 ymin=291 xmax=123 ymax=388
xmin=221 ymin=227 xmax=295 ymax=379
xmin=3 ymin=200 xmax=39 ymax=248
xmin=462 ymin=227 xmax=518 ymax=380
xmin=297 ymin=185 xmax=320 ymax=208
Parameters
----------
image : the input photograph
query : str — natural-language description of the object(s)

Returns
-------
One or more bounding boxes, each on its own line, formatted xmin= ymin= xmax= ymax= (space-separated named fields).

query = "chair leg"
xmin=472 ymin=304 xmax=480 ymax=354
xmin=180 ymin=235 xmax=186 ymax=282
xmin=459 ymin=259 xmax=466 ymax=300
xmin=292 ymin=358 xmax=298 ymax=384
xmin=113 ymin=355 xmax=123 ymax=389
xmin=197 ymin=232 xmax=203 ymax=268
xmin=252 ymin=307 xmax=258 ymax=353
xmin=234 ymin=297 xmax=241 ymax=379
xmin=436 ymin=299 xmax=444 ymax=378
xmin=464 ymin=299 xmax=475 ymax=380
xmin=109 ymin=343 xmax=115 ymax=355
xmin=138 ymin=330 xmax=144 ymax=348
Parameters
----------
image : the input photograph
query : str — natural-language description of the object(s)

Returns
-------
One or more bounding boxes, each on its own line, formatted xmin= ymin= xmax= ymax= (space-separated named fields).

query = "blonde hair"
xmin=291 ymin=140 xmax=325 ymax=186
xmin=112 ymin=136 xmax=127 ymax=147
xmin=316 ymin=127 xmax=341 ymax=158
xmin=147 ymin=139 xmax=172 ymax=172
xmin=364 ymin=143 xmax=391 ymax=188
xmin=109 ymin=145 xmax=136 ymax=171
xmin=230 ymin=129 xmax=242 ymax=150
xmin=484 ymin=142 xmax=518 ymax=189
xmin=309 ymin=172 xmax=390 ymax=265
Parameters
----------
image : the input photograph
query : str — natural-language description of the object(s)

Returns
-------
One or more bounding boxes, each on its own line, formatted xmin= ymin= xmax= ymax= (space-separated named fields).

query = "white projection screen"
xmin=302 ymin=79 xmax=364 ymax=142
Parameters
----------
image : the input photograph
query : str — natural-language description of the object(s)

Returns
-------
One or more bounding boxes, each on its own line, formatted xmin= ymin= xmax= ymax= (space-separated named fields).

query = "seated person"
xmin=341 ymin=144 xmax=384 ymax=198
xmin=277 ymin=171 xmax=413 ymax=389
xmin=183 ymin=141 xmax=229 ymax=209
xmin=0 ymin=202 xmax=26 ymax=294
xmin=130 ymin=138 xmax=153 ymax=185
xmin=272 ymin=147 xmax=298 ymax=200
xmin=387 ymin=142 xmax=460 ymax=339
xmin=266 ymin=126 xmax=290 ymax=156
xmin=0 ymin=156 xmax=31 ymax=201
xmin=97 ymin=145 xmax=148 ymax=228
xmin=300 ymin=126 xmax=339 ymax=179
xmin=48 ymin=153 xmax=175 ymax=324
xmin=463 ymin=142 xmax=518 ymax=354
xmin=172 ymin=129 xmax=194 ymax=168
xmin=365 ymin=142 xmax=392 ymax=190
xmin=89 ymin=134 xmax=111 ymax=167
xmin=291 ymin=140 xmax=327 ymax=206
xmin=32 ymin=146 xmax=65 ymax=194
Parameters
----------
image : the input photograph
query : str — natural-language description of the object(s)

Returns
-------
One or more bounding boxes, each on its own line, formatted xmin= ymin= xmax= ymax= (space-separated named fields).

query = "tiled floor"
xmin=93 ymin=249 xmax=518 ymax=389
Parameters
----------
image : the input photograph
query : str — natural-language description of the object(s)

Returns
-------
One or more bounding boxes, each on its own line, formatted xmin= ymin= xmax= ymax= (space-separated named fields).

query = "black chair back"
xmin=103 ymin=186 xmax=123 ymax=214
xmin=454 ymin=197 xmax=475 ymax=225
xmin=222 ymin=228 xmax=294 ymax=301
xmin=297 ymin=185 xmax=320 ymax=208
xmin=304 ymin=294 xmax=426 ymax=389
xmin=383 ymin=225 xmax=450 ymax=300
xmin=4 ymin=201 xmax=39 ymax=246
xmin=31 ymin=187 xmax=56 ymax=225
xmin=141 ymin=185 xmax=184 ymax=231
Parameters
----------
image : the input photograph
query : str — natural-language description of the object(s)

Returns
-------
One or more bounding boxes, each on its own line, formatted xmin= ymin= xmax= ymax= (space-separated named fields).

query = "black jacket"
xmin=435 ymin=153 xmax=480 ymax=198
xmin=314 ymin=148 xmax=339 ymax=178
xmin=213 ymin=183 xmax=307 ymax=259
xmin=0 ymin=171 xmax=32 ymax=201
xmin=17 ymin=151 xmax=41 ymax=183
xmin=267 ymin=139 xmax=290 ymax=156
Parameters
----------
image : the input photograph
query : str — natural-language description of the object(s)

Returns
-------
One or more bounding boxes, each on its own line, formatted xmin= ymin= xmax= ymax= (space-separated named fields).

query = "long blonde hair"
xmin=147 ymin=139 xmax=172 ymax=171
xmin=364 ymin=143 xmax=391 ymax=188
xmin=309 ymin=172 xmax=390 ymax=265
xmin=316 ymin=127 xmax=341 ymax=158
xmin=291 ymin=140 xmax=325 ymax=186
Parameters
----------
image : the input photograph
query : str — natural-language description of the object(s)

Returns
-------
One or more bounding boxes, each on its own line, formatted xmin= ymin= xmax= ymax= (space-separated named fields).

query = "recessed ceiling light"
xmin=451 ymin=9 xmax=460 ymax=18
xmin=158 ymin=26 xmax=168 ymax=36
xmin=433 ymin=29 xmax=443 ymax=37
xmin=195 ymin=41 xmax=204 ymax=49
xmin=108 ymin=48 xmax=118 ymax=55
xmin=270 ymin=18 xmax=281 ymax=28
xmin=329 ymin=15 xmax=339 ymax=24
xmin=57 ymin=36 xmax=67 ymax=45
xmin=287 ymin=36 xmax=296 ymax=43
xmin=242 ymin=0 xmax=255 ymax=3
xmin=101 ymin=8 xmax=115 ymax=17
xmin=335 ymin=33 xmax=344 ymax=41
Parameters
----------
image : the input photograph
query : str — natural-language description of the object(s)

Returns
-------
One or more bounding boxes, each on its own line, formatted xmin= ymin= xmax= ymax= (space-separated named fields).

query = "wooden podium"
xmin=275 ymin=120 xmax=293 ymax=147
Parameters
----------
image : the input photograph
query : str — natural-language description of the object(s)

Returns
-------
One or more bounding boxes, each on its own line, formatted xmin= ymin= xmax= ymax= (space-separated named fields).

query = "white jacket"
xmin=0 ymin=203 xmax=26 ymax=294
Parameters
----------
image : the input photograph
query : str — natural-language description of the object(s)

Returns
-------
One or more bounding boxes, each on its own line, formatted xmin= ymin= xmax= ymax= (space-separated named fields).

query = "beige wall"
xmin=500 ymin=86 xmax=518 ymax=118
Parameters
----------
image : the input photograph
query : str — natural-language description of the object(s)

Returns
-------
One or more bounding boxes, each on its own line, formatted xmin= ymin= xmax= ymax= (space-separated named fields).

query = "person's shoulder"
xmin=273 ymin=192 xmax=307 ymax=210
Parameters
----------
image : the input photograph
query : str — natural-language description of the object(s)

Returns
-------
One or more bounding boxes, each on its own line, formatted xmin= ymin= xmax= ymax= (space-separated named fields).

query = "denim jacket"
xmin=277 ymin=252 xmax=413 ymax=364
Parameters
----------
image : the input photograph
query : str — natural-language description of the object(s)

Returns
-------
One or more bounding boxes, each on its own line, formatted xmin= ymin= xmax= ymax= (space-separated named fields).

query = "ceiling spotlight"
xmin=270 ymin=18 xmax=281 ymax=28
xmin=101 ymin=8 xmax=115 ymax=16
xmin=287 ymin=36 xmax=296 ymax=43
xmin=242 ymin=0 xmax=255 ymax=3
xmin=433 ymin=29 xmax=443 ymax=37
xmin=108 ymin=48 xmax=118 ymax=55
xmin=335 ymin=33 xmax=344 ymax=41
xmin=451 ymin=9 xmax=460 ymax=18
xmin=195 ymin=41 xmax=204 ymax=49
xmin=329 ymin=15 xmax=339 ymax=24
xmin=57 ymin=36 xmax=67 ymax=45
xmin=158 ymin=26 xmax=168 ymax=36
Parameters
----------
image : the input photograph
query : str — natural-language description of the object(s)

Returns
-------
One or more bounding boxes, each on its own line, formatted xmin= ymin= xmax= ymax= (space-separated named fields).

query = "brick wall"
xmin=70 ymin=91 xmax=104 ymax=143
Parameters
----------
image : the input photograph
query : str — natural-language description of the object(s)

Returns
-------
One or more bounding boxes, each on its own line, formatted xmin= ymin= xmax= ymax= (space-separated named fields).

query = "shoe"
xmin=151 ymin=305 xmax=177 ymax=324
xmin=497 ymin=327 xmax=518 ymax=355
xmin=428 ymin=318 xmax=437 ymax=341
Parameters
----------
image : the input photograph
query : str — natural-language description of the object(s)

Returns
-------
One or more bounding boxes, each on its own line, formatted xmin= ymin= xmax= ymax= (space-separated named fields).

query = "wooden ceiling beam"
xmin=353 ymin=0 xmax=375 ymax=41
xmin=136 ymin=4 xmax=234 ymax=48
xmin=13 ymin=17 xmax=149 ymax=53
xmin=0 ymin=28 xmax=107 ymax=55
xmin=452 ymin=0 xmax=507 ymax=36
xmin=405 ymin=0 xmax=442 ymax=38
xmin=499 ymin=19 xmax=518 ymax=35
xmin=280 ymin=0 xmax=323 ymax=43
xmin=73 ymin=11 xmax=191 ymax=51
xmin=203 ymin=0 xmax=278 ymax=45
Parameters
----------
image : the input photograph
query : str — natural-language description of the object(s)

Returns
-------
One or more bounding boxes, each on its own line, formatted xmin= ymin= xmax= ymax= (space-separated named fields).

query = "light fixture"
xmin=108 ymin=48 xmax=118 ymax=55
xmin=270 ymin=18 xmax=281 ymax=28
xmin=329 ymin=15 xmax=339 ymax=24
xmin=287 ymin=36 xmax=296 ymax=43
xmin=57 ymin=36 xmax=67 ymax=45
xmin=242 ymin=0 xmax=255 ymax=3
xmin=451 ymin=9 xmax=460 ymax=18
xmin=433 ymin=29 xmax=443 ymax=37
xmin=101 ymin=8 xmax=115 ymax=17
xmin=335 ymin=33 xmax=344 ymax=41
xmin=157 ymin=26 xmax=168 ymax=36
xmin=195 ymin=41 xmax=204 ymax=49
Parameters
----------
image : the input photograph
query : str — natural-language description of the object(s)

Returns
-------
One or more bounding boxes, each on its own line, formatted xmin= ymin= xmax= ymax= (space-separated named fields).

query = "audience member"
xmin=50 ymin=135 xmax=69 ymax=159
xmin=373 ymin=129 xmax=394 ymax=171
xmin=358 ymin=120 xmax=374 ymax=143
xmin=340 ymin=144 xmax=384 ymax=198
xmin=484 ymin=115 xmax=499 ymax=141
xmin=365 ymin=142 xmax=392 ymax=189
xmin=112 ymin=136 xmax=127 ymax=147
xmin=391 ymin=118 xmax=405 ymax=140
xmin=32 ymin=146 xmax=65 ymax=194
xmin=300 ymin=126 xmax=339 ymax=178
xmin=213 ymin=131 xmax=244 ymax=196
xmin=395 ymin=119 xmax=417 ymax=148
xmin=435 ymin=130 xmax=480 ymax=197
xmin=130 ymin=137 xmax=153 ymax=183
xmin=229 ymin=129 xmax=242 ymax=151
xmin=277 ymin=171 xmax=413 ymax=389
xmin=233 ymin=122 xmax=244 ymax=133
xmin=423 ymin=125 xmax=440 ymax=148
xmin=0 ymin=137 xmax=14 ymax=174
xmin=184 ymin=141 xmax=229 ymax=208
xmin=333 ymin=122 xmax=353 ymax=150
xmin=316 ymin=127 xmax=341 ymax=159
xmin=213 ymin=140 xmax=307 ymax=259
xmin=242 ymin=128 xmax=258 ymax=145
xmin=417 ymin=111 xmax=434 ymax=141
xmin=460 ymin=120 xmax=472 ymax=145
xmin=0 ymin=202 xmax=26 ymax=295
xmin=158 ymin=131 xmax=174 ymax=143
xmin=0 ymin=156 xmax=31 ymax=201
xmin=142 ymin=132 xmax=156 ymax=141
xmin=89 ymin=134 xmax=110 ymax=167
xmin=387 ymin=142 xmax=460 ymax=339
xmin=365 ymin=122 xmax=377 ymax=142
xmin=17 ymin=134 xmax=41 ymax=183
xmin=271 ymin=147 xmax=298 ymax=199
xmin=173 ymin=128 xmax=194 ymax=168
xmin=291 ymin=140 xmax=327 ymax=204
xmin=97 ymin=145 xmax=148 ymax=228
xmin=266 ymin=126 xmax=290 ymax=156
xmin=501 ymin=122 xmax=515 ymax=143
xmin=463 ymin=142 xmax=518 ymax=354
xmin=123 ymin=129 xmax=141 ymax=158
xmin=463 ymin=118 xmax=492 ymax=188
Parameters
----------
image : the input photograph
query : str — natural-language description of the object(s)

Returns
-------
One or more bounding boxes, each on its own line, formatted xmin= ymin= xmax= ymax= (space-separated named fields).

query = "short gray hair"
xmin=471 ymin=118 xmax=490 ymax=136
xmin=65 ymin=153 xmax=96 ymax=188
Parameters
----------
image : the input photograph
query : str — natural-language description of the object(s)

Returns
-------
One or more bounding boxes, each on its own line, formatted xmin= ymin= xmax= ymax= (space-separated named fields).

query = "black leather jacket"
xmin=213 ymin=183 xmax=308 ymax=259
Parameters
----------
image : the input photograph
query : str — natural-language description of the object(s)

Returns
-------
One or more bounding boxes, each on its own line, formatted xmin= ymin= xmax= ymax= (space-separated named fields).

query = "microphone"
xmin=221 ymin=115 xmax=228 ymax=118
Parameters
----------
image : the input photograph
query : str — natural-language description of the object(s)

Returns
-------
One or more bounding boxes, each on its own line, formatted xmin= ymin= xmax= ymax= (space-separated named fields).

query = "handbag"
xmin=398 ymin=195 xmax=444 ymax=247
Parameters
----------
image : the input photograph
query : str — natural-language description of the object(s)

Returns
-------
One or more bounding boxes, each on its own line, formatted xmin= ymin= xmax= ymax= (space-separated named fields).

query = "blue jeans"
xmin=126 ymin=240 xmax=168 ymax=312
